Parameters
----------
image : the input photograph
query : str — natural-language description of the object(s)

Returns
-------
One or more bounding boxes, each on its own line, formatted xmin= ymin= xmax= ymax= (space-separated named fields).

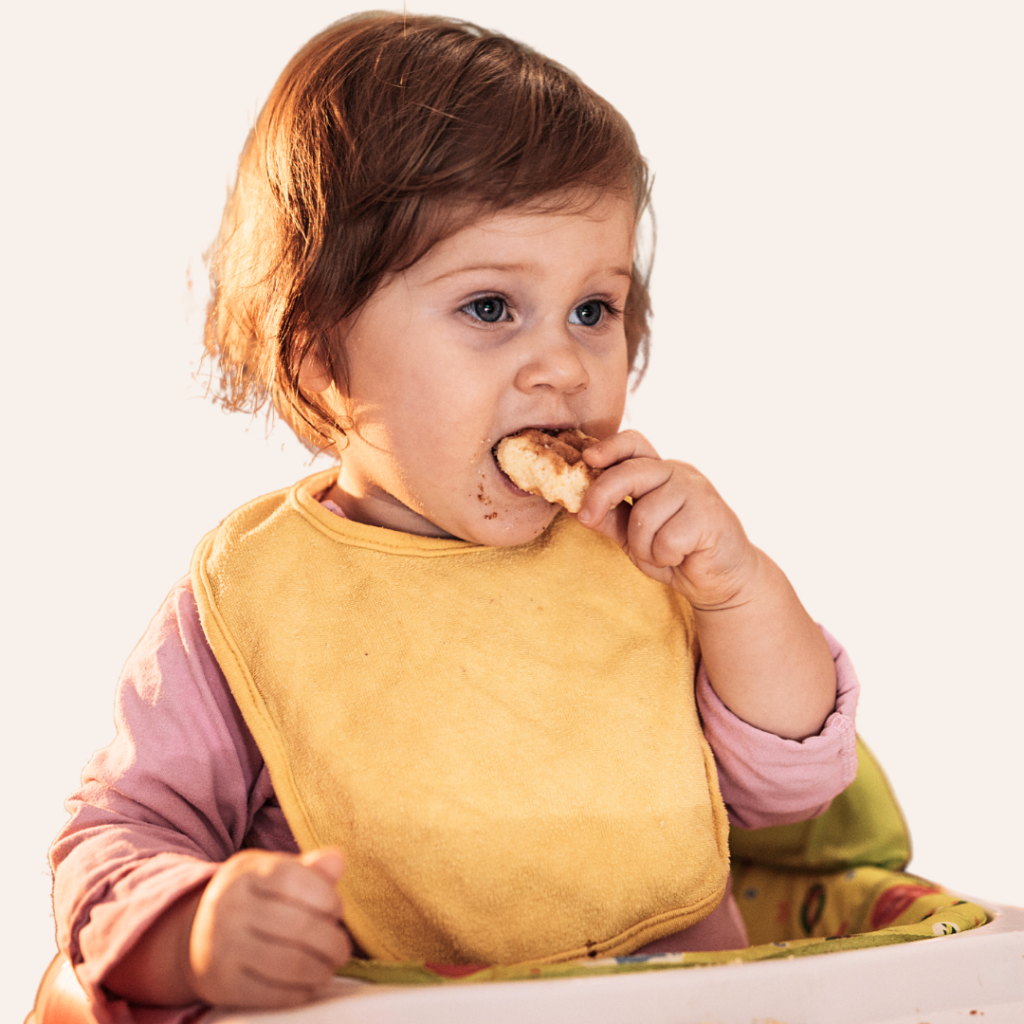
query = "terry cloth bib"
xmin=191 ymin=470 xmax=730 ymax=965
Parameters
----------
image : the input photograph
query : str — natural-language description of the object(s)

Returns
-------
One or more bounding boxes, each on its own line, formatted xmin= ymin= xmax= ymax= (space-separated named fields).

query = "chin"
xmin=456 ymin=503 xmax=559 ymax=547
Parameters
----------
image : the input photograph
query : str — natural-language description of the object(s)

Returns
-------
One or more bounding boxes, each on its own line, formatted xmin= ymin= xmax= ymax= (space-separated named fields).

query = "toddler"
xmin=51 ymin=13 xmax=858 ymax=1024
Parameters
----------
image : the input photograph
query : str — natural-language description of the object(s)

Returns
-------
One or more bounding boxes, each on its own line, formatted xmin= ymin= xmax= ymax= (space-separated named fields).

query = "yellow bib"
xmin=191 ymin=470 xmax=730 ymax=964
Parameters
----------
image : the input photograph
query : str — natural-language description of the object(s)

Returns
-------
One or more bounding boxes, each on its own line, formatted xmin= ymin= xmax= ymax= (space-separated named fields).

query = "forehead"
xmin=410 ymin=192 xmax=636 ymax=281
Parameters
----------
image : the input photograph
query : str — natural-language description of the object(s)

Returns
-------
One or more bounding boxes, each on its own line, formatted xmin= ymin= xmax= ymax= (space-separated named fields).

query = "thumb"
xmin=300 ymin=847 xmax=346 ymax=886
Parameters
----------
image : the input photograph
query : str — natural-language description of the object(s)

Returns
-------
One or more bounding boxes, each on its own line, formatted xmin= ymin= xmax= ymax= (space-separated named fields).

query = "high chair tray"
xmin=208 ymin=896 xmax=1024 ymax=1024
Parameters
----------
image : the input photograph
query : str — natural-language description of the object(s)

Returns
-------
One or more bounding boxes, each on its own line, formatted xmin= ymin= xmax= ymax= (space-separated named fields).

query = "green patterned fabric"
xmin=729 ymin=737 xmax=912 ymax=872
xmin=338 ymin=886 xmax=986 ymax=984
xmin=337 ymin=737 xmax=986 ymax=985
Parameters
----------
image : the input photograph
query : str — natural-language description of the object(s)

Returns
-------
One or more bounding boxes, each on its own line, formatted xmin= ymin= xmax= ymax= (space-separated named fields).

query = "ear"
xmin=297 ymin=350 xmax=335 ymax=394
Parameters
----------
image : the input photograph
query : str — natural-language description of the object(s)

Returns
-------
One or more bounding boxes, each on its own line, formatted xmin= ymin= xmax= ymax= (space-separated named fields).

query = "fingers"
xmin=630 ymin=471 xmax=716 ymax=570
xmin=577 ymin=432 xmax=664 ymax=532
xmin=301 ymin=847 xmax=346 ymax=886
xmin=249 ymin=850 xmax=345 ymax=919
xmin=579 ymin=449 xmax=686 ymax=551
xmin=575 ymin=432 xmax=751 ymax=597
xmin=246 ymin=912 xmax=352 ymax=982
xmin=223 ymin=906 xmax=352 ymax=1008
xmin=248 ymin=883 xmax=349 ymax=962
xmin=582 ymin=428 xmax=661 ymax=469
xmin=191 ymin=849 xmax=353 ymax=1009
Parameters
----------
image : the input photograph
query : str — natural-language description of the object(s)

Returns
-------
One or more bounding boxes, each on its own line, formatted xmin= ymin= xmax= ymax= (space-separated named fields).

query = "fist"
xmin=188 ymin=847 xmax=352 ymax=1008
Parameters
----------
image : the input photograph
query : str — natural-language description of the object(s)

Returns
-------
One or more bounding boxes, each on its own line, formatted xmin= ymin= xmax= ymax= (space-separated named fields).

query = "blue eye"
xmin=466 ymin=297 xmax=507 ymax=323
xmin=570 ymin=302 xmax=603 ymax=327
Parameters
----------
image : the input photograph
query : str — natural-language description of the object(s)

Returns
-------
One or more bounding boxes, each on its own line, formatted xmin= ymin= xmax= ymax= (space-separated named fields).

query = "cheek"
xmin=414 ymin=353 xmax=503 ymax=430
xmin=388 ymin=371 xmax=495 ymax=472
xmin=589 ymin=352 xmax=629 ymax=433
xmin=347 ymin=348 xmax=446 ymax=441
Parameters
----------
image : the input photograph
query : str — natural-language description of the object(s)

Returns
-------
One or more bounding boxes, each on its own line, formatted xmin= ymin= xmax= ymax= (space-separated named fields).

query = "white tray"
xmin=209 ymin=897 xmax=1024 ymax=1024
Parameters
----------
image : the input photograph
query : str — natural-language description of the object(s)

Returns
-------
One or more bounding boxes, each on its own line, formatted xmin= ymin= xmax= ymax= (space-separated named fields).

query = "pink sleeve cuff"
xmin=698 ymin=625 xmax=859 ymax=830
xmin=73 ymin=855 xmax=216 ymax=1024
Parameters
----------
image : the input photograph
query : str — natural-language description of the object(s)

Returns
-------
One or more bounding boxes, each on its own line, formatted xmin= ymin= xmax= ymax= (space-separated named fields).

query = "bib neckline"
xmin=290 ymin=468 xmax=562 ymax=558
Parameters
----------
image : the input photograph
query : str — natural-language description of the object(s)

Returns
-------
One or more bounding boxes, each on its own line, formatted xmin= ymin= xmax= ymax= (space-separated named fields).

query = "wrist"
xmin=686 ymin=544 xmax=765 ymax=614
xmin=690 ymin=550 xmax=836 ymax=739
xmin=103 ymin=884 xmax=206 ymax=1007
xmin=174 ymin=889 xmax=205 ymax=1004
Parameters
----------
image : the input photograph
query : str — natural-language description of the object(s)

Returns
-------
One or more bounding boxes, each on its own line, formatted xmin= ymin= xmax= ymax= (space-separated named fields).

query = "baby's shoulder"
xmin=119 ymin=575 xmax=228 ymax=709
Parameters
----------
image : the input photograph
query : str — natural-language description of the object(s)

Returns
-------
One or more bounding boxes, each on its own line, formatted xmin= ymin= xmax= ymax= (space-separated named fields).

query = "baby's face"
xmin=326 ymin=192 xmax=634 ymax=546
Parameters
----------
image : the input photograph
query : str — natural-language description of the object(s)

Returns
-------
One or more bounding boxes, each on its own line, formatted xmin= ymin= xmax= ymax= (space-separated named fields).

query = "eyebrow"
xmin=423 ymin=263 xmax=633 ymax=286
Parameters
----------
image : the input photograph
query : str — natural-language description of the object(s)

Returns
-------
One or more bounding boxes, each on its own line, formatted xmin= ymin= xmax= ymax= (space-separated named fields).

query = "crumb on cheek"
xmin=476 ymin=482 xmax=498 ymax=519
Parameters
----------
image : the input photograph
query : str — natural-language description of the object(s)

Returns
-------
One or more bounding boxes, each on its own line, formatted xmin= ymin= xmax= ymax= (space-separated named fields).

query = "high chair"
xmin=31 ymin=740 xmax=1024 ymax=1023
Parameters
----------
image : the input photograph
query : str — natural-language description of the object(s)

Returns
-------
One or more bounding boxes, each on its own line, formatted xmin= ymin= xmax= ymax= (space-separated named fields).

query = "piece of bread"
xmin=494 ymin=429 xmax=601 ymax=513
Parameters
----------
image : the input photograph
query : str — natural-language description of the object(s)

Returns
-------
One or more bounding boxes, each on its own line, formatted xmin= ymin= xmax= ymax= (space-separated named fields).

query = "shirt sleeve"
xmin=697 ymin=624 xmax=860 ymax=830
xmin=49 ymin=579 xmax=296 ymax=1024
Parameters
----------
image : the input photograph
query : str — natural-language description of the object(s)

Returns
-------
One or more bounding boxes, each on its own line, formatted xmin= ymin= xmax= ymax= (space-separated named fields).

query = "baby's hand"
xmin=576 ymin=431 xmax=757 ymax=609
xmin=577 ymin=430 xmax=837 ymax=740
xmin=188 ymin=848 xmax=352 ymax=1009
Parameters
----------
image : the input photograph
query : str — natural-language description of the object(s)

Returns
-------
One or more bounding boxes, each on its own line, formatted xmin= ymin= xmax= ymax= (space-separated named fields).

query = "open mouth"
xmin=491 ymin=427 xmax=602 ymax=513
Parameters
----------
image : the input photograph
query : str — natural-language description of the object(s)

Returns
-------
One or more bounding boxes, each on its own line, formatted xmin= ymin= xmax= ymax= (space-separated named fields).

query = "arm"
xmin=51 ymin=580 xmax=349 ymax=1014
xmin=104 ymin=847 xmax=350 ymax=1009
xmin=697 ymin=625 xmax=860 ymax=829
xmin=577 ymin=431 xmax=836 ymax=740
xmin=689 ymin=550 xmax=835 ymax=739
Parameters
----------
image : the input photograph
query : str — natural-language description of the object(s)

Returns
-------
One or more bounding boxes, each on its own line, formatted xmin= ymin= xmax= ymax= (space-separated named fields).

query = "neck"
xmin=328 ymin=466 xmax=454 ymax=539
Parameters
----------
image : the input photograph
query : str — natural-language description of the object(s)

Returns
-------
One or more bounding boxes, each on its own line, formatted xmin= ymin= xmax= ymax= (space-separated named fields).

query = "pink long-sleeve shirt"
xmin=51 ymin=571 xmax=858 ymax=1024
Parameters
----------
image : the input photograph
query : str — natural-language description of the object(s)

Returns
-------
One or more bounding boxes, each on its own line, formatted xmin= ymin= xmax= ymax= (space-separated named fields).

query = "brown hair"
xmin=204 ymin=11 xmax=653 ymax=451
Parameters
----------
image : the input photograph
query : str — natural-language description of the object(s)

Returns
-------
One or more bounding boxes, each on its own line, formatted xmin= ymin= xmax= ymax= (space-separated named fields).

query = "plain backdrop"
xmin=2 ymin=2 xmax=1021 ymax=1017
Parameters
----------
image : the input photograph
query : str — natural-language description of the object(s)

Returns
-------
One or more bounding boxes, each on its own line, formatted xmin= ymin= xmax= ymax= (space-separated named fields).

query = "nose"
xmin=513 ymin=323 xmax=590 ymax=396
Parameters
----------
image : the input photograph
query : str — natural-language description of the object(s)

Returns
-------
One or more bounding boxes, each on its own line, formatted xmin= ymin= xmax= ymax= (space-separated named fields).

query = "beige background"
xmin=3 ymin=2 xmax=1021 ymax=1016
